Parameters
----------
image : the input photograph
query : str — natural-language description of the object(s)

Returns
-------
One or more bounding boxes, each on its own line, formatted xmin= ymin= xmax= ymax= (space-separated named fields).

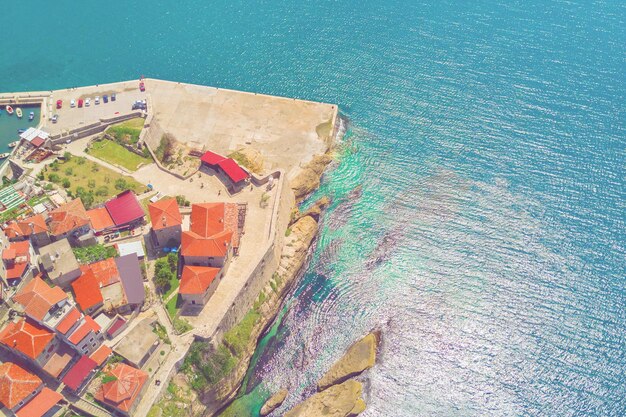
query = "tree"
xmin=167 ymin=252 xmax=178 ymax=270
xmin=115 ymin=178 xmax=127 ymax=191
xmin=48 ymin=173 xmax=60 ymax=183
xmin=62 ymin=178 xmax=71 ymax=188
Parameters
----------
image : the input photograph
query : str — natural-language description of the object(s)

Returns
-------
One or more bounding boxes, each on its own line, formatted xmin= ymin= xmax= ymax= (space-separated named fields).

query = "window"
xmin=89 ymin=337 xmax=94 ymax=343
xmin=191 ymin=300 xmax=196 ymax=305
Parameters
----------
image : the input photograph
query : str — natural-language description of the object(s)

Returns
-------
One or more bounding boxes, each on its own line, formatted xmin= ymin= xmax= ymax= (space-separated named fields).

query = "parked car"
xmin=78 ymin=99 xmax=84 ymax=108
xmin=131 ymin=100 xmax=147 ymax=110
xmin=103 ymin=95 xmax=109 ymax=103
xmin=85 ymin=98 xmax=91 ymax=107
xmin=51 ymin=114 xmax=58 ymax=123
xmin=70 ymin=99 xmax=76 ymax=108
xmin=111 ymin=93 xmax=116 ymax=101
xmin=95 ymin=96 xmax=100 ymax=105
xmin=104 ymin=235 xmax=110 ymax=242
xmin=56 ymin=100 xmax=62 ymax=109
xmin=139 ymin=81 xmax=145 ymax=92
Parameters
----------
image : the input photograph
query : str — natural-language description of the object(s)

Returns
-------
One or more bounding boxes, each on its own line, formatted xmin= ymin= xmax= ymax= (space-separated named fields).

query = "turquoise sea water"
xmin=2 ymin=1 xmax=625 ymax=416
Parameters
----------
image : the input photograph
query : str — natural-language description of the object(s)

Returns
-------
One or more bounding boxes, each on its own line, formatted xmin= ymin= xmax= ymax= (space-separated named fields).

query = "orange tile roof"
xmin=12 ymin=276 xmax=67 ymax=321
xmin=15 ymin=387 xmax=62 ymax=417
xmin=94 ymin=363 xmax=147 ymax=413
xmin=55 ymin=307 xmax=82 ymax=335
xmin=89 ymin=344 xmax=112 ymax=366
xmin=149 ymin=198 xmax=182 ymax=231
xmin=87 ymin=207 xmax=115 ymax=232
xmin=67 ymin=315 xmax=100 ymax=345
xmin=189 ymin=203 xmax=225 ymax=237
xmin=3 ymin=214 xmax=49 ymax=239
xmin=179 ymin=265 xmax=220 ymax=295
xmin=181 ymin=230 xmax=233 ymax=258
xmin=80 ymin=258 xmax=120 ymax=287
xmin=2 ymin=240 xmax=30 ymax=261
xmin=0 ymin=319 xmax=55 ymax=360
xmin=0 ymin=362 xmax=42 ymax=409
xmin=71 ymin=270 xmax=104 ymax=312
xmin=48 ymin=199 xmax=90 ymax=236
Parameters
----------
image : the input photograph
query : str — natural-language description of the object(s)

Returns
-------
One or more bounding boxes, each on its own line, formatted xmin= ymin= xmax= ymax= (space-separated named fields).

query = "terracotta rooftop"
xmin=148 ymin=198 xmax=182 ymax=231
xmin=3 ymin=214 xmax=48 ymax=239
xmin=67 ymin=316 xmax=101 ymax=345
xmin=48 ymin=199 xmax=90 ymax=236
xmin=89 ymin=344 xmax=112 ymax=366
xmin=55 ymin=307 xmax=82 ymax=335
xmin=188 ymin=202 xmax=240 ymax=247
xmin=2 ymin=240 xmax=31 ymax=281
xmin=80 ymin=258 xmax=120 ymax=287
xmin=94 ymin=363 xmax=147 ymax=413
xmin=86 ymin=207 xmax=115 ymax=232
xmin=15 ymin=387 xmax=62 ymax=417
xmin=12 ymin=276 xmax=67 ymax=321
xmin=181 ymin=229 xmax=233 ymax=258
xmin=0 ymin=362 xmax=42 ymax=409
xmin=179 ymin=265 xmax=220 ymax=295
xmin=71 ymin=269 xmax=104 ymax=313
xmin=0 ymin=319 xmax=55 ymax=359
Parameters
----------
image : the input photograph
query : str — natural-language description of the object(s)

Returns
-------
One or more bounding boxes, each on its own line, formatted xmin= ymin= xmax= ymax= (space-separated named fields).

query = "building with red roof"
xmin=148 ymin=198 xmax=182 ymax=248
xmin=14 ymin=387 xmax=62 ymax=417
xmin=104 ymin=190 xmax=145 ymax=230
xmin=0 ymin=319 xmax=59 ymax=368
xmin=47 ymin=199 xmax=94 ymax=246
xmin=1 ymin=240 xmax=33 ymax=285
xmin=2 ymin=214 xmax=50 ymax=247
xmin=62 ymin=355 xmax=97 ymax=392
xmin=86 ymin=207 xmax=115 ymax=234
xmin=65 ymin=315 xmax=104 ymax=355
xmin=71 ymin=269 xmax=104 ymax=314
xmin=199 ymin=151 xmax=250 ymax=193
xmin=94 ymin=363 xmax=148 ymax=416
xmin=12 ymin=275 xmax=68 ymax=322
xmin=0 ymin=362 xmax=42 ymax=411
xmin=179 ymin=265 xmax=222 ymax=308
xmin=80 ymin=257 xmax=120 ymax=287
xmin=89 ymin=344 xmax=112 ymax=366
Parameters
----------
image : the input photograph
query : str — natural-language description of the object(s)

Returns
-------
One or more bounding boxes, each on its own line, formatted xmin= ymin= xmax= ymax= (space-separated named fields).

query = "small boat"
xmin=15 ymin=108 xmax=22 ymax=118
xmin=6 ymin=105 xmax=14 ymax=115
xmin=17 ymin=129 xmax=26 ymax=134
xmin=28 ymin=111 xmax=34 ymax=121
xmin=8 ymin=141 xmax=19 ymax=148
xmin=0 ymin=153 xmax=10 ymax=159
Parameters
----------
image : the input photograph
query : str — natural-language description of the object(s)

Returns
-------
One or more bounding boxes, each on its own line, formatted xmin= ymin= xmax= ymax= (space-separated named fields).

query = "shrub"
xmin=62 ymin=178 xmax=71 ymax=188
xmin=65 ymin=167 xmax=73 ymax=176
xmin=95 ymin=186 xmax=109 ymax=196
xmin=114 ymin=178 xmax=127 ymax=191
xmin=48 ymin=173 xmax=60 ymax=183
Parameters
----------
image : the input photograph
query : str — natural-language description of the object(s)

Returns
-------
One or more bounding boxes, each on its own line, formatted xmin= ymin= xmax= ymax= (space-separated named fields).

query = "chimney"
xmin=28 ymin=222 xmax=35 ymax=234
xmin=162 ymin=216 xmax=167 ymax=227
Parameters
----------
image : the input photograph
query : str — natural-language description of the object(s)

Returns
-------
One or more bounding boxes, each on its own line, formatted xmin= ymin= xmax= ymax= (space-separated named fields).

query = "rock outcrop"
xmin=292 ymin=196 xmax=331 ymax=224
xmin=291 ymin=154 xmax=333 ymax=201
xmin=284 ymin=380 xmax=366 ymax=417
xmin=317 ymin=332 xmax=379 ymax=391
xmin=260 ymin=389 xmax=288 ymax=416
xmin=229 ymin=147 xmax=264 ymax=173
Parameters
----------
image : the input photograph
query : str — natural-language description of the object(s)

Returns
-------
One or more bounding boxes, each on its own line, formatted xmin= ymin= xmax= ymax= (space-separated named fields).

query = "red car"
xmin=139 ymin=81 xmax=145 ymax=92
xmin=56 ymin=100 xmax=62 ymax=109
xmin=77 ymin=99 xmax=84 ymax=108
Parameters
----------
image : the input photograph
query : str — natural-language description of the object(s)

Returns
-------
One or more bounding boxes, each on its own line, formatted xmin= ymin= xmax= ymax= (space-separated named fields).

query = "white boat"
xmin=15 ymin=108 xmax=22 ymax=118
xmin=29 ymin=111 xmax=35 ymax=121
xmin=8 ymin=141 xmax=19 ymax=148
xmin=0 ymin=153 xmax=10 ymax=159
xmin=6 ymin=105 xmax=14 ymax=115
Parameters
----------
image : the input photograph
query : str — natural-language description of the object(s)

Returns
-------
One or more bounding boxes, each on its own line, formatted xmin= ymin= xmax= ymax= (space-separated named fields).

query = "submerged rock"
xmin=284 ymin=380 xmax=366 ymax=417
xmin=260 ymin=389 xmax=288 ymax=416
xmin=317 ymin=332 xmax=380 ymax=391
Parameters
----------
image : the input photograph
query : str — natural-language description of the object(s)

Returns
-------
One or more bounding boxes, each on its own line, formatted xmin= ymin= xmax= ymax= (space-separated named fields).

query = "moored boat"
xmin=29 ymin=111 xmax=35 ymax=121
xmin=0 ymin=153 xmax=10 ymax=159
xmin=17 ymin=129 xmax=26 ymax=134
xmin=6 ymin=105 xmax=14 ymax=115
xmin=8 ymin=141 xmax=19 ymax=148
xmin=15 ymin=108 xmax=22 ymax=118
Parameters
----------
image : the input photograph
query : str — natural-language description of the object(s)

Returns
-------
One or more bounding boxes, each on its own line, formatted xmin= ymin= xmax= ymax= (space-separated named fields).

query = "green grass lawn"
xmin=87 ymin=140 xmax=152 ymax=172
xmin=107 ymin=118 xmax=144 ymax=144
xmin=162 ymin=274 xmax=180 ymax=301
xmin=44 ymin=156 xmax=145 ymax=208
xmin=166 ymin=294 xmax=182 ymax=319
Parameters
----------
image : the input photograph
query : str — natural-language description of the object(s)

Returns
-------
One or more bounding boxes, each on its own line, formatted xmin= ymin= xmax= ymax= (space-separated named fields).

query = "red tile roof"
xmin=48 ymin=199 xmax=90 ymax=236
xmin=148 ymin=198 xmax=182 ymax=231
xmin=62 ymin=355 xmax=97 ymax=391
xmin=89 ymin=344 xmax=112 ymax=366
xmin=217 ymin=158 xmax=249 ymax=183
xmin=30 ymin=136 xmax=46 ymax=148
xmin=55 ymin=307 xmax=81 ymax=335
xmin=94 ymin=363 xmax=147 ymax=413
xmin=67 ymin=316 xmax=100 ymax=345
xmin=71 ymin=269 xmax=104 ymax=312
xmin=80 ymin=258 xmax=120 ymax=287
xmin=15 ymin=387 xmax=62 ymax=417
xmin=3 ymin=214 xmax=48 ymax=239
xmin=0 ymin=362 xmax=42 ymax=409
xmin=104 ymin=190 xmax=144 ymax=227
xmin=190 ymin=203 xmax=225 ymax=238
xmin=181 ymin=230 xmax=232 ymax=258
xmin=0 ymin=319 xmax=55 ymax=359
xmin=106 ymin=317 xmax=126 ymax=338
xmin=179 ymin=266 xmax=220 ymax=295
xmin=12 ymin=276 xmax=67 ymax=321
xmin=87 ymin=207 xmax=115 ymax=232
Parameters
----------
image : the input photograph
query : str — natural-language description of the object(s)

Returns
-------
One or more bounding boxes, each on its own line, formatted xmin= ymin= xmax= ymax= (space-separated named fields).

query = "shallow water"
xmin=1 ymin=1 xmax=625 ymax=416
